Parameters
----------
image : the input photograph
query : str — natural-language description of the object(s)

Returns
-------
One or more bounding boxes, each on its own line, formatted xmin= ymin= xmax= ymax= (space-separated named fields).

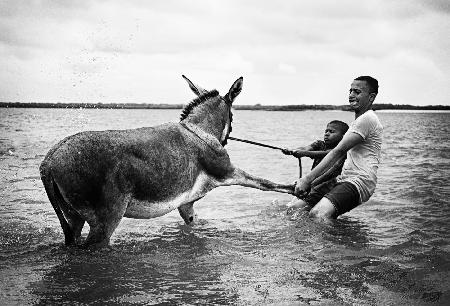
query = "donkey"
xmin=40 ymin=76 xmax=294 ymax=248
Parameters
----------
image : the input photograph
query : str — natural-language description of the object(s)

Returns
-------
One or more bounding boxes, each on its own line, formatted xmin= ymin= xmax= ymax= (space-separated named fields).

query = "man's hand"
xmin=295 ymin=177 xmax=311 ymax=198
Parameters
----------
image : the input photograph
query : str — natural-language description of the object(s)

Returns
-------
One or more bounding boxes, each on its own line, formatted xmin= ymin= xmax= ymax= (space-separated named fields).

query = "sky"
xmin=1 ymin=0 xmax=449 ymax=106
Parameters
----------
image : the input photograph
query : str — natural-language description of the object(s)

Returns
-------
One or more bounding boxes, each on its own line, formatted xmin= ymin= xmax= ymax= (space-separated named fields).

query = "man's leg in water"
xmin=309 ymin=182 xmax=360 ymax=221
xmin=309 ymin=197 xmax=337 ymax=220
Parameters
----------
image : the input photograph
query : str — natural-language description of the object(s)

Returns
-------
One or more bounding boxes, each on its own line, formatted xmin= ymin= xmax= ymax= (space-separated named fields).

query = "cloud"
xmin=419 ymin=0 xmax=450 ymax=13
xmin=0 ymin=0 xmax=449 ymax=105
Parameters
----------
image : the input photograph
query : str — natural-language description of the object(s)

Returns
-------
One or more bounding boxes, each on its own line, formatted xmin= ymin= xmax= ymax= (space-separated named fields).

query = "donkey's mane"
xmin=180 ymin=90 xmax=220 ymax=121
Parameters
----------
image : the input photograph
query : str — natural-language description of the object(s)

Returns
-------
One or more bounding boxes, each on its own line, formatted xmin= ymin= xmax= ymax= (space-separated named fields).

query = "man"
xmin=294 ymin=76 xmax=383 ymax=221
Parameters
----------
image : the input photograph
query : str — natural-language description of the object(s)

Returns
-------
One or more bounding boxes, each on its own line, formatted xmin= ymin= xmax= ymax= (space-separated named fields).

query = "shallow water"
xmin=1 ymin=108 xmax=449 ymax=305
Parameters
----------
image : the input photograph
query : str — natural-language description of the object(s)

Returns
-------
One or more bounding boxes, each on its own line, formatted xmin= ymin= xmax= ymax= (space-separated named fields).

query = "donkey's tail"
xmin=39 ymin=159 xmax=75 ymax=245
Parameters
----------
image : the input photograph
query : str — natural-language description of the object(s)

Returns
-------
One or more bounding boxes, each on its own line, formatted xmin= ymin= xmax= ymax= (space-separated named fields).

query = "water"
xmin=1 ymin=108 xmax=449 ymax=305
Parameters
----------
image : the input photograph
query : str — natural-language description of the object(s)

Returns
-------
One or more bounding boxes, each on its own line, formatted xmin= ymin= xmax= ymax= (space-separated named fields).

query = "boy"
xmin=283 ymin=120 xmax=349 ymax=210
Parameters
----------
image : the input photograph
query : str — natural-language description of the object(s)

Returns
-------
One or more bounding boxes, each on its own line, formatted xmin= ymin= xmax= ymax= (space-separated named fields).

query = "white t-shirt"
xmin=337 ymin=110 xmax=383 ymax=202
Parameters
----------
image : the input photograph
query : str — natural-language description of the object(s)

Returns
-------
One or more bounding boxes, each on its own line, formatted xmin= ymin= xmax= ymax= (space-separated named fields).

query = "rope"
xmin=228 ymin=136 xmax=284 ymax=151
xmin=228 ymin=136 xmax=302 ymax=178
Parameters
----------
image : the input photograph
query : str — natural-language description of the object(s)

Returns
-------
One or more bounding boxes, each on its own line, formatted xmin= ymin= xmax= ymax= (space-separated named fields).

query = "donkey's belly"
xmin=123 ymin=171 xmax=215 ymax=219
xmin=124 ymin=192 xmax=191 ymax=219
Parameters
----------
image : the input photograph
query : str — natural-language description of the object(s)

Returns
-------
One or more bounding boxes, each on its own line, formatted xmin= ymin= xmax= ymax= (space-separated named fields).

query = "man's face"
xmin=349 ymin=80 xmax=375 ymax=112
xmin=324 ymin=124 xmax=343 ymax=146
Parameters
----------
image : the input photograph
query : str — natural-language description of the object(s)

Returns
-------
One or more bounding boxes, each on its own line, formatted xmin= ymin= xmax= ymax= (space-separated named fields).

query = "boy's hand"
xmin=292 ymin=150 xmax=305 ymax=158
xmin=282 ymin=148 xmax=294 ymax=155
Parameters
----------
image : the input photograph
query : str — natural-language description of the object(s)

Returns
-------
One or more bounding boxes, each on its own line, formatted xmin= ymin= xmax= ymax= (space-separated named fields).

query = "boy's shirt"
xmin=309 ymin=140 xmax=346 ymax=181
xmin=309 ymin=140 xmax=327 ymax=169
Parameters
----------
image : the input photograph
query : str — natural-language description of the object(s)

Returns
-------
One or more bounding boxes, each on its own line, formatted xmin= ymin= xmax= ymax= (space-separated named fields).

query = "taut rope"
xmin=228 ymin=136 xmax=302 ymax=178
xmin=228 ymin=136 xmax=284 ymax=151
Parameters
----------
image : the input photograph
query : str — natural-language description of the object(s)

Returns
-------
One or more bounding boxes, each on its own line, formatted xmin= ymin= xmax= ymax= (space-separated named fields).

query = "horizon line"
xmin=1 ymin=101 xmax=449 ymax=111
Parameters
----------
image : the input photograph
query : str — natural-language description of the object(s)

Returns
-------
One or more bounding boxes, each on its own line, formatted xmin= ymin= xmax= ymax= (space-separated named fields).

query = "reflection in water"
xmin=30 ymin=225 xmax=238 ymax=305
xmin=322 ymin=217 xmax=372 ymax=248
xmin=281 ymin=214 xmax=447 ymax=305
xmin=292 ymin=257 xmax=444 ymax=305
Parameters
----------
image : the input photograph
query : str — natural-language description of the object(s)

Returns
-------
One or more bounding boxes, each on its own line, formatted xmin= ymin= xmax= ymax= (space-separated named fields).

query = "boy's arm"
xmin=284 ymin=140 xmax=322 ymax=157
xmin=292 ymin=149 xmax=331 ymax=159
xmin=282 ymin=145 xmax=313 ymax=156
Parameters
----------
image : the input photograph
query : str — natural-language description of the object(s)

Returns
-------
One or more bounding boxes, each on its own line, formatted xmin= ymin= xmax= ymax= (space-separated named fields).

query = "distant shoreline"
xmin=0 ymin=101 xmax=449 ymax=111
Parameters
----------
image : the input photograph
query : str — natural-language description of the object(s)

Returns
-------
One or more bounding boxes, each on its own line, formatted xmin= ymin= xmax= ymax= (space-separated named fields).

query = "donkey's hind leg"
xmin=83 ymin=194 xmax=129 ymax=249
xmin=60 ymin=206 xmax=85 ymax=245
xmin=40 ymin=171 xmax=84 ymax=246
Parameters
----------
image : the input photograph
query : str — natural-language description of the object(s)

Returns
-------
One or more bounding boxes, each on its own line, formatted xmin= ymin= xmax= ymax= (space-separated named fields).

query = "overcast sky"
xmin=1 ymin=0 xmax=449 ymax=106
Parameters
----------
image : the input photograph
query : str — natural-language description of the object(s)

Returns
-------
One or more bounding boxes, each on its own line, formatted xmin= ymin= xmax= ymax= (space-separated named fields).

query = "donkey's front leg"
xmin=223 ymin=168 xmax=295 ymax=194
xmin=178 ymin=201 xmax=198 ymax=225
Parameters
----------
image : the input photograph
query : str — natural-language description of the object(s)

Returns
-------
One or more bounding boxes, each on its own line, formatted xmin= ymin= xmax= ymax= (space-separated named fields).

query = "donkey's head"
xmin=180 ymin=75 xmax=243 ymax=146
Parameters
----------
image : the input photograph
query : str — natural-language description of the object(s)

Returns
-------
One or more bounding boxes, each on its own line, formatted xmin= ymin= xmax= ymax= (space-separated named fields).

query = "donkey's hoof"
xmin=186 ymin=214 xmax=198 ymax=225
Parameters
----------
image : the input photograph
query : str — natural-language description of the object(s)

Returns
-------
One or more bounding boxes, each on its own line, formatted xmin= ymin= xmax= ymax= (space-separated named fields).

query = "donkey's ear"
xmin=224 ymin=77 xmax=243 ymax=104
xmin=182 ymin=75 xmax=208 ymax=96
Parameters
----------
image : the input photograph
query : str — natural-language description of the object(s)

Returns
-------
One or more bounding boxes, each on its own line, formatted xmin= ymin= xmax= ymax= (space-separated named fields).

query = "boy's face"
xmin=324 ymin=123 xmax=344 ymax=146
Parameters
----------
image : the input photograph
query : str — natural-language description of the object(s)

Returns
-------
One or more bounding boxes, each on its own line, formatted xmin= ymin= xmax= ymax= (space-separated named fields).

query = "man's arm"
xmin=294 ymin=132 xmax=364 ymax=197
xmin=311 ymin=156 xmax=346 ymax=186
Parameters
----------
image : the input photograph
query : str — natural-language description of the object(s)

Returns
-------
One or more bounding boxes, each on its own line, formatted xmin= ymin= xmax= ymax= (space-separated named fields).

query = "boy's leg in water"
xmin=286 ymin=198 xmax=310 ymax=210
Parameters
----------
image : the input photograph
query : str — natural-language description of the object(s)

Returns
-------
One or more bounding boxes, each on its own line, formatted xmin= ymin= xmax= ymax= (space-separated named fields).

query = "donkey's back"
xmin=42 ymin=122 xmax=207 ymax=205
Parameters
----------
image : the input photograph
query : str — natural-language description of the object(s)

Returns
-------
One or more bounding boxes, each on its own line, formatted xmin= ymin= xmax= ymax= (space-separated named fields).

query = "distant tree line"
xmin=233 ymin=104 xmax=349 ymax=111
xmin=0 ymin=101 xmax=449 ymax=111
xmin=371 ymin=103 xmax=450 ymax=111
